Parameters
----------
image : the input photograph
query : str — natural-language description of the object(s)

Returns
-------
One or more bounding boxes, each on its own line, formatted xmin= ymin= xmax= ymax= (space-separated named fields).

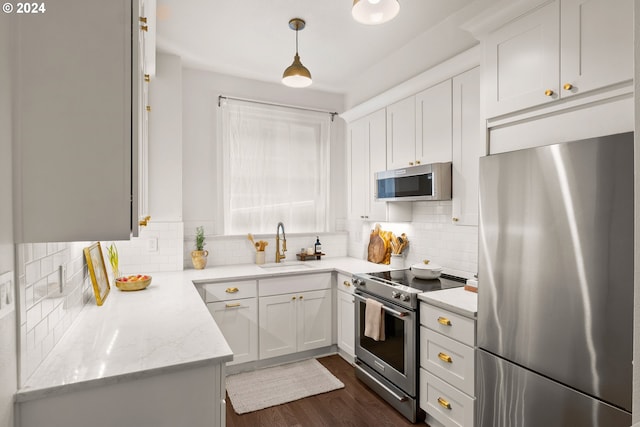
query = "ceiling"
xmin=155 ymin=0 xmax=490 ymax=94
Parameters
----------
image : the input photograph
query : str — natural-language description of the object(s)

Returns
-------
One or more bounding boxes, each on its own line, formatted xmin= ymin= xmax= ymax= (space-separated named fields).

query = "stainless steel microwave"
xmin=375 ymin=162 xmax=452 ymax=201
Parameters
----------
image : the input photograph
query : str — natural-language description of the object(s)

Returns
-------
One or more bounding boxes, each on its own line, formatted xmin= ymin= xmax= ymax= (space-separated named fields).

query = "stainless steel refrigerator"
xmin=477 ymin=132 xmax=633 ymax=427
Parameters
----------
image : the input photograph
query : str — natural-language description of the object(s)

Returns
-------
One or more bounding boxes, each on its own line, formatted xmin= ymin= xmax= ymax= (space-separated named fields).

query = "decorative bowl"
xmin=115 ymin=275 xmax=152 ymax=291
xmin=410 ymin=260 xmax=443 ymax=279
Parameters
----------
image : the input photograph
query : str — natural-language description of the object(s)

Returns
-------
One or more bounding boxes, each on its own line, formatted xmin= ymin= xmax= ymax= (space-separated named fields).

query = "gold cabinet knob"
xmin=409 ymin=162 xmax=414 ymax=166
xmin=299 ymin=295 xmax=303 ymax=300
xmin=138 ymin=215 xmax=151 ymax=226
xmin=146 ymin=105 xmax=151 ymax=112
xmin=139 ymin=17 xmax=147 ymax=23
xmin=437 ymin=316 xmax=452 ymax=326
xmin=452 ymin=217 xmax=459 ymax=222
xmin=415 ymin=160 xmax=421 ymax=165
xmin=437 ymin=397 xmax=452 ymax=410
xmin=544 ymin=89 xmax=554 ymax=97
xmin=438 ymin=352 xmax=453 ymax=363
xmin=563 ymin=83 xmax=573 ymax=91
xmin=144 ymin=74 xmax=150 ymax=82
xmin=140 ymin=25 xmax=148 ymax=32
xmin=225 ymin=287 xmax=239 ymax=293
xmin=343 ymin=281 xmax=351 ymax=287
xmin=292 ymin=296 xmax=297 ymax=300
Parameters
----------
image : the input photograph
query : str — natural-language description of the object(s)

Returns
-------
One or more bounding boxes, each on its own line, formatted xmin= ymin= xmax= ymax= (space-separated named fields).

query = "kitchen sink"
xmin=259 ymin=262 xmax=314 ymax=272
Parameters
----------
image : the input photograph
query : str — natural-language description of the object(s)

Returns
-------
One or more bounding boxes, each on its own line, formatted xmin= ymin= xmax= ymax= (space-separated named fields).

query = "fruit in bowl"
xmin=115 ymin=274 xmax=152 ymax=291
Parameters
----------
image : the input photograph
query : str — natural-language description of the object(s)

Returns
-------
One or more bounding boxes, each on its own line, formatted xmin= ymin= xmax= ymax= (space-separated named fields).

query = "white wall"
xmin=0 ymin=11 xmax=17 ymax=426
xmin=181 ymin=65 xmax=347 ymax=251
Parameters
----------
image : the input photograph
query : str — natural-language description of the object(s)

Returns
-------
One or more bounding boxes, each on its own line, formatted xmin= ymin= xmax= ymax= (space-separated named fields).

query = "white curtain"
xmin=220 ymin=99 xmax=330 ymax=234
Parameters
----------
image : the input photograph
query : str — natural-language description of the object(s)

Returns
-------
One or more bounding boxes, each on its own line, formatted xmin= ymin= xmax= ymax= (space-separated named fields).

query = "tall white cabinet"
xmin=13 ymin=0 xmax=140 ymax=242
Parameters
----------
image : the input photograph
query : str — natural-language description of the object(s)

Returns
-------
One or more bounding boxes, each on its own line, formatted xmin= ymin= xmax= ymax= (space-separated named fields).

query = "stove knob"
xmin=401 ymin=294 xmax=410 ymax=302
xmin=392 ymin=291 xmax=400 ymax=299
xmin=353 ymin=278 xmax=362 ymax=287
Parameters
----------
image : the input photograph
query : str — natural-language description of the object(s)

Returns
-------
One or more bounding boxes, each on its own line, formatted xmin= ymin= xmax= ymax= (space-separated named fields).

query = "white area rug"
xmin=226 ymin=358 xmax=345 ymax=414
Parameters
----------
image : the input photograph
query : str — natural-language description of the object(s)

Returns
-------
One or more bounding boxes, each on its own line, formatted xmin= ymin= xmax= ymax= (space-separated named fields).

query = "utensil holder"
xmin=390 ymin=253 xmax=404 ymax=269
xmin=256 ymin=251 xmax=265 ymax=265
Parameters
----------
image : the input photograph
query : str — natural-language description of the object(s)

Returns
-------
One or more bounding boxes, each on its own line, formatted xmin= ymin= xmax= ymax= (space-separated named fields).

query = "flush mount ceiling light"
xmin=352 ymin=0 xmax=400 ymax=25
xmin=282 ymin=18 xmax=312 ymax=88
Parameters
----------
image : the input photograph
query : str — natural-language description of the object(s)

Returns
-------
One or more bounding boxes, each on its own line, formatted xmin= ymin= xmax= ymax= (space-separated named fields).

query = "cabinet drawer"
xmin=336 ymin=273 xmax=355 ymax=295
xmin=203 ymin=280 xmax=257 ymax=302
xmin=259 ymin=273 xmax=331 ymax=297
xmin=420 ymin=368 xmax=475 ymax=427
xmin=420 ymin=327 xmax=475 ymax=396
xmin=420 ymin=303 xmax=475 ymax=346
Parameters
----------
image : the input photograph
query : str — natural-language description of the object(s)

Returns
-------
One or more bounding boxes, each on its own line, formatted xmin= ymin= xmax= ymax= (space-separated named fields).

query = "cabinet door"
xmin=452 ymin=67 xmax=482 ymax=226
xmin=347 ymin=118 xmax=368 ymax=220
xmin=336 ymin=289 xmax=355 ymax=359
xmin=259 ymin=294 xmax=297 ymax=359
xmin=484 ymin=1 xmax=559 ymax=118
xmin=14 ymin=0 xmax=135 ymax=242
xmin=366 ymin=109 xmax=389 ymax=221
xmin=416 ymin=80 xmax=452 ymax=164
xmin=208 ymin=299 xmax=258 ymax=365
xmin=386 ymin=96 xmax=416 ymax=169
xmin=560 ymin=0 xmax=633 ymax=98
xmin=297 ymin=289 xmax=332 ymax=352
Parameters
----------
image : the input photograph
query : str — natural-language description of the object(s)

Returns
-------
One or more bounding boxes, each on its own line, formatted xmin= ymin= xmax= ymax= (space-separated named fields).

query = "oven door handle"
xmin=355 ymin=360 xmax=408 ymax=402
xmin=354 ymin=294 xmax=408 ymax=318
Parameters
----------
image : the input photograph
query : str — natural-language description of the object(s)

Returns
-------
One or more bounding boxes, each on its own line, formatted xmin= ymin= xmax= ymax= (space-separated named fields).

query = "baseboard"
xmin=225 ymin=345 xmax=338 ymax=376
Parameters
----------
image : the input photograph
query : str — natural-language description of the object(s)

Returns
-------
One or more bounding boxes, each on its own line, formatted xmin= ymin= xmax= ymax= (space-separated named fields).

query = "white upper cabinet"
xmin=13 ymin=0 xmax=138 ymax=243
xmin=483 ymin=0 xmax=632 ymax=118
xmin=416 ymin=80 xmax=453 ymax=165
xmin=347 ymin=110 xmax=411 ymax=222
xmin=386 ymin=97 xmax=416 ymax=169
xmin=451 ymin=68 xmax=482 ymax=226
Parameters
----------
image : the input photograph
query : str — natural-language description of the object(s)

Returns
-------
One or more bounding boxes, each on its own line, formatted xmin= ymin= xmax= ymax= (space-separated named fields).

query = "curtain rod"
xmin=218 ymin=95 xmax=339 ymax=122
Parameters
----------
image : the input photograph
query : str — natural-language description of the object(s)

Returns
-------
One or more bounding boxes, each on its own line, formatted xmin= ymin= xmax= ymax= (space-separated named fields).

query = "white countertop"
xmin=15 ymin=257 xmax=389 ymax=403
xmin=418 ymin=287 xmax=478 ymax=318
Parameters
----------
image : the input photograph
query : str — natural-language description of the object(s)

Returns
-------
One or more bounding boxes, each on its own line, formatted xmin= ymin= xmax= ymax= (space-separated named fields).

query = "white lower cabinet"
xmin=258 ymin=273 xmax=332 ymax=360
xmin=204 ymin=280 xmax=258 ymax=365
xmin=420 ymin=302 xmax=476 ymax=427
xmin=336 ymin=273 xmax=355 ymax=361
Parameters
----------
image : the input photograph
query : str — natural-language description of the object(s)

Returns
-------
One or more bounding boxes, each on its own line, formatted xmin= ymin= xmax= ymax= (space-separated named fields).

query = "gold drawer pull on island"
xmin=437 ymin=397 xmax=452 ymax=410
xmin=437 ymin=316 xmax=452 ymax=326
xmin=225 ymin=287 xmax=239 ymax=293
xmin=225 ymin=303 xmax=241 ymax=308
xmin=438 ymin=352 xmax=453 ymax=363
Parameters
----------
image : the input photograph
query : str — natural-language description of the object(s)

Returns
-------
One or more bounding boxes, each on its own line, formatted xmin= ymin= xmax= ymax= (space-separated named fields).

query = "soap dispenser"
xmin=314 ymin=236 xmax=322 ymax=254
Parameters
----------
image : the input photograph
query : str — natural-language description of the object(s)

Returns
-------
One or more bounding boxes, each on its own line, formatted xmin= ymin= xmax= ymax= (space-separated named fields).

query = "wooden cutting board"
xmin=367 ymin=235 xmax=386 ymax=264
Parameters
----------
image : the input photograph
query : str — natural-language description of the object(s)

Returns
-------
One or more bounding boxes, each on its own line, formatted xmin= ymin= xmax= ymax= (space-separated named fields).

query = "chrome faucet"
xmin=276 ymin=222 xmax=287 ymax=263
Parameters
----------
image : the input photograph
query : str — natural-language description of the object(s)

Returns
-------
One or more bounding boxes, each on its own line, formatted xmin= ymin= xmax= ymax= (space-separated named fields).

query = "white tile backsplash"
xmin=346 ymin=201 xmax=478 ymax=279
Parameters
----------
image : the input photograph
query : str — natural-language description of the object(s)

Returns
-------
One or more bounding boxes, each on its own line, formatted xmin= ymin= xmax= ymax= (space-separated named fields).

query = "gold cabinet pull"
xmin=146 ymin=105 xmax=151 ymax=112
xmin=139 ymin=17 xmax=147 ymax=23
xmin=299 ymin=295 xmax=304 ymax=300
xmin=452 ymin=217 xmax=459 ymax=222
xmin=438 ymin=352 xmax=453 ymax=363
xmin=225 ymin=287 xmax=239 ymax=293
xmin=415 ymin=160 xmax=421 ymax=164
xmin=437 ymin=316 xmax=452 ymax=326
xmin=292 ymin=296 xmax=297 ymax=300
xmin=544 ymin=89 xmax=554 ymax=97
xmin=409 ymin=162 xmax=414 ymax=166
xmin=563 ymin=83 xmax=573 ymax=91
xmin=343 ymin=280 xmax=351 ymax=287
xmin=144 ymin=74 xmax=150 ymax=82
xmin=140 ymin=25 xmax=148 ymax=32
xmin=437 ymin=397 xmax=452 ymax=410
xmin=138 ymin=215 xmax=151 ymax=226
xmin=225 ymin=303 xmax=241 ymax=308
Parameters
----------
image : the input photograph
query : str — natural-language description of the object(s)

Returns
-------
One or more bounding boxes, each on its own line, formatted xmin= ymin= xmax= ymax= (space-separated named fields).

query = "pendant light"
xmin=352 ymin=0 xmax=400 ymax=25
xmin=282 ymin=18 xmax=312 ymax=88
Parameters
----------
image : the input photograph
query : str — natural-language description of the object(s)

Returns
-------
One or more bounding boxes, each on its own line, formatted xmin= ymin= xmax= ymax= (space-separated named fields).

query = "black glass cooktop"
xmin=365 ymin=269 xmax=466 ymax=292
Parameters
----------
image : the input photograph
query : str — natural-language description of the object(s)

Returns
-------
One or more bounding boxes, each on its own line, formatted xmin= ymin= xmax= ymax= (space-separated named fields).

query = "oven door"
xmin=354 ymin=291 xmax=416 ymax=396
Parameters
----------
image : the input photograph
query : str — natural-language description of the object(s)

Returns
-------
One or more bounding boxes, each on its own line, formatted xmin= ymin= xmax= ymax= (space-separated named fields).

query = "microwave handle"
xmin=354 ymin=293 xmax=408 ymax=318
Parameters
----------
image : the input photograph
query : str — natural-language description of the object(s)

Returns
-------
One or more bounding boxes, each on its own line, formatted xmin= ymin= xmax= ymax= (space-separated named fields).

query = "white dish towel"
xmin=364 ymin=298 xmax=385 ymax=341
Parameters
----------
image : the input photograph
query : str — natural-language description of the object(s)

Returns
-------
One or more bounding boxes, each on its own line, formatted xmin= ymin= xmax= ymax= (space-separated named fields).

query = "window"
xmin=220 ymin=100 xmax=330 ymax=234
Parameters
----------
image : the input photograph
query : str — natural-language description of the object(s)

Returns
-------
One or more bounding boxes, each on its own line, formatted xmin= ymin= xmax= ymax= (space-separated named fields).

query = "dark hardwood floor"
xmin=226 ymin=355 xmax=418 ymax=427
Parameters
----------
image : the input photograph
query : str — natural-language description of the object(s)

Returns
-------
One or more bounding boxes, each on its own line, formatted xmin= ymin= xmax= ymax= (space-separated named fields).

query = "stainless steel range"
xmin=352 ymin=269 xmax=465 ymax=423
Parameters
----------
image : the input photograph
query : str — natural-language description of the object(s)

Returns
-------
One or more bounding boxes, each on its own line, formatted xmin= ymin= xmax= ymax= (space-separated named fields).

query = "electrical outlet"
xmin=147 ymin=237 xmax=158 ymax=252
